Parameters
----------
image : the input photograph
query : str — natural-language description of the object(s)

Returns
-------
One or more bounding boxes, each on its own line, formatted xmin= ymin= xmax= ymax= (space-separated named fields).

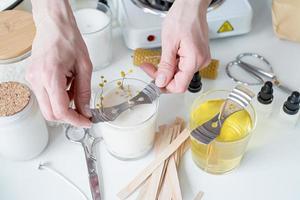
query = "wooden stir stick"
xmin=117 ymin=128 xmax=190 ymax=200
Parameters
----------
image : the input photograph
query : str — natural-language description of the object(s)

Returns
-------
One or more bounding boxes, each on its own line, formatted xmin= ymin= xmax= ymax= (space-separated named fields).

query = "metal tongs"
xmin=91 ymin=80 xmax=161 ymax=123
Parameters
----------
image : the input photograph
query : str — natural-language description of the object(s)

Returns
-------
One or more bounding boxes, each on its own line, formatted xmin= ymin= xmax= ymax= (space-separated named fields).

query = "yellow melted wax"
xmin=190 ymin=99 xmax=253 ymax=174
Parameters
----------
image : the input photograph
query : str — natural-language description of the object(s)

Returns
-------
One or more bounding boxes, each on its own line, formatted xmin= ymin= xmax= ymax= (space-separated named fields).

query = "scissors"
xmin=226 ymin=53 xmax=293 ymax=94
xmin=65 ymin=125 xmax=102 ymax=200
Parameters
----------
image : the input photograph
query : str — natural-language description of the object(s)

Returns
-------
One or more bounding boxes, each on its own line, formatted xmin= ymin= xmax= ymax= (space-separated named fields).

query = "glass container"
xmin=189 ymin=90 xmax=256 ymax=174
xmin=74 ymin=1 xmax=113 ymax=71
xmin=93 ymin=78 xmax=159 ymax=160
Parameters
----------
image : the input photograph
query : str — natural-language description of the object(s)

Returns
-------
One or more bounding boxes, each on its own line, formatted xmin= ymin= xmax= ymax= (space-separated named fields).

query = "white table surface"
xmin=1 ymin=0 xmax=300 ymax=199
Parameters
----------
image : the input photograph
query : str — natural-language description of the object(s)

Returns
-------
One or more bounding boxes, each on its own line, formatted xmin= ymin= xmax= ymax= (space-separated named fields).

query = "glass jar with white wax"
xmin=0 ymin=82 xmax=49 ymax=161
xmin=93 ymin=78 xmax=159 ymax=160
xmin=74 ymin=1 xmax=113 ymax=71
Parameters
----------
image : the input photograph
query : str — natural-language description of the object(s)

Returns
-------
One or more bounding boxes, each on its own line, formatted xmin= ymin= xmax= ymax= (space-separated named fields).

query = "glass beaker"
xmin=189 ymin=90 xmax=257 ymax=174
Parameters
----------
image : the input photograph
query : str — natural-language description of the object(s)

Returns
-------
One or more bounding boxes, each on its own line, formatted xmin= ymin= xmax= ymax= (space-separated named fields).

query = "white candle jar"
xmin=93 ymin=78 xmax=159 ymax=160
xmin=0 ymin=82 xmax=49 ymax=161
xmin=74 ymin=1 xmax=113 ymax=71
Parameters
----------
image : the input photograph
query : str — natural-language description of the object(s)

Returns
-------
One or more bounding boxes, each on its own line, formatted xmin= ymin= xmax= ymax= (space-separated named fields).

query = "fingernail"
xmin=156 ymin=73 xmax=166 ymax=87
xmin=84 ymin=104 xmax=92 ymax=118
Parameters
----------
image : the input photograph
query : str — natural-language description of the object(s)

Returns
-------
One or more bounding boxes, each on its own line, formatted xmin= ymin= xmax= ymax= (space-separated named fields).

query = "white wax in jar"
xmin=93 ymin=86 xmax=158 ymax=159
xmin=74 ymin=8 xmax=112 ymax=71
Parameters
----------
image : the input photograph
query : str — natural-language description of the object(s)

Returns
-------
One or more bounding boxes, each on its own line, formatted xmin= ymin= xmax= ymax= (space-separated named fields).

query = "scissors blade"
xmin=86 ymin=156 xmax=102 ymax=200
xmin=238 ymin=60 xmax=276 ymax=80
xmin=236 ymin=62 xmax=265 ymax=84
xmin=82 ymin=133 xmax=102 ymax=200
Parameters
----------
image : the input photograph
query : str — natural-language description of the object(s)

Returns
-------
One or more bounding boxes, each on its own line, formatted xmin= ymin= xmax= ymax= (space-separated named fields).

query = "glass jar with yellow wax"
xmin=189 ymin=90 xmax=257 ymax=174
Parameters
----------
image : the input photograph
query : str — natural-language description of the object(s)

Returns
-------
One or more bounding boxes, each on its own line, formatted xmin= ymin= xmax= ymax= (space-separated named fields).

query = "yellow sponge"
xmin=200 ymin=59 xmax=219 ymax=80
xmin=133 ymin=48 xmax=219 ymax=79
xmin=133 ymin=48 xmax=161 ymax=67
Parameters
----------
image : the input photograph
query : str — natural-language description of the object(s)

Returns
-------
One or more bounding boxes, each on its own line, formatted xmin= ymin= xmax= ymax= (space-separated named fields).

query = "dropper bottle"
xmin=255 ymin=81 xmax=274 ymax=119
xmin=184 ymin=72 xmax=203 ymax=119
xmin=279 ymin=91 xmax=300 ymax=126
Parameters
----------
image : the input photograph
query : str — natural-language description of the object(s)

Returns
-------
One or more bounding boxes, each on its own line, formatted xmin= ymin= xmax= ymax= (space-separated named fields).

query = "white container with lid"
xmin=0 ymin=10 xmax=35 ymax=82
xmin=0 ymin=82 xmax=49 ymax=161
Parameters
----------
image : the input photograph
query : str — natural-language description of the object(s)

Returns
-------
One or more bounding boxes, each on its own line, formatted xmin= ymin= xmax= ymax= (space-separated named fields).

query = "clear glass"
xmin=93 ymin=78 xmax=159 ymax=160
xmin=189 ymin=90 xmax=257 ymax=174
xmin=74 ymin=1 xmax=113 ymax=71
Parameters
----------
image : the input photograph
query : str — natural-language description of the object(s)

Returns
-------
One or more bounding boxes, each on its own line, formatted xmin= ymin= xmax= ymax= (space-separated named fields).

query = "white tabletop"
xmin=1 ymin=0 xmax=300 ymax=199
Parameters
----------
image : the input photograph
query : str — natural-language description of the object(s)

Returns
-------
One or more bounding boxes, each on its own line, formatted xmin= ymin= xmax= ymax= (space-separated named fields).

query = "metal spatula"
xmin=91 ymin=80 xmax=161 ymax=123
xmin=191 ymin=85 xmax=255 ymax=144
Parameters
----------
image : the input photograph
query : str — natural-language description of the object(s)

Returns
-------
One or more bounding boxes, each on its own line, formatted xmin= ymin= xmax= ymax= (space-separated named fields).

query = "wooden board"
xmin=0 ymin=10 xmax=35 ymax=60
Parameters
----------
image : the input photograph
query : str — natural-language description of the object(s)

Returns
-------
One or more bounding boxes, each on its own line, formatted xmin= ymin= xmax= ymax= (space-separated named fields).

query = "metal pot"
xmin=131 ymin=0 xmax=225 ymax=16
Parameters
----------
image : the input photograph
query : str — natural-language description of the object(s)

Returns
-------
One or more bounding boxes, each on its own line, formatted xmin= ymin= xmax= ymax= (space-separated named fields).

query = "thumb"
xmin=74 ymin=61 xmax=92 ymax=118
xmin=156 ymin=42 xmax=178 ymax=88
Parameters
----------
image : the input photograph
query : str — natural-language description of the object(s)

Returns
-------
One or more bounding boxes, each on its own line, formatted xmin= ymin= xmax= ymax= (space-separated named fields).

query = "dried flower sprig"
xmin=96 ymin=76 xmax=108 ymax=109
xmin=117 ymin=69 xmax=134 ymax=99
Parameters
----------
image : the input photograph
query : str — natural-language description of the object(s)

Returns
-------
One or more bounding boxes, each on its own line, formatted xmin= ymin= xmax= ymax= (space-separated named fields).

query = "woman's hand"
xmin=26 ymin=0 xmax=92 ymax=127
xmin=141 ymin=0 xmax=211 ymax=93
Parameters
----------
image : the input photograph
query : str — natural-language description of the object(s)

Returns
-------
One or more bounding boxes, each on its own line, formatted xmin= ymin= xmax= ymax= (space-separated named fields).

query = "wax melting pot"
xmin=92 ymin=78 xmax=159 ymax=160
xmin=118 ymin=0 xmax=253 ymax=49
xmin=0 ymin=82 xmax=48 ymax=160
xmin=189 ymin=89 xmax=256 ymax=174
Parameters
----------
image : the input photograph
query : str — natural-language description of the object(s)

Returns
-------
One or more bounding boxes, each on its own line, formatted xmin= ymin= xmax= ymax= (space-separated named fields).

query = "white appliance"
xmin=118 ymin=0 xmax=253 ymax=49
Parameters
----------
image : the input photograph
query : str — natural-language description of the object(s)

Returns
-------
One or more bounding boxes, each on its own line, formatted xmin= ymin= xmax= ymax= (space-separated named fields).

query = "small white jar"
xmin=0 ymin=82 xmax=49 ymax=161
xmin=93 ymin=78 xmax=159 ymax=160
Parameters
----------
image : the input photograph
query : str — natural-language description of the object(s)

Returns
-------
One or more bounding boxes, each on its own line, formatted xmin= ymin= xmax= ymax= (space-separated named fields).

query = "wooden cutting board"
xmin=0 ymin=10 xmax=36 ymax=61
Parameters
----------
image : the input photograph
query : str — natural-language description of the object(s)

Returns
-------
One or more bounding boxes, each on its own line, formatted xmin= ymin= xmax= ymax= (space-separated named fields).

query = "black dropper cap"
xmin=257 ymin=81 xmax=274 ymax=105
xmin=283 ymin=91 xmax=300 ymax=115
xmin=188 ymin=72 xmax=202 ymax=93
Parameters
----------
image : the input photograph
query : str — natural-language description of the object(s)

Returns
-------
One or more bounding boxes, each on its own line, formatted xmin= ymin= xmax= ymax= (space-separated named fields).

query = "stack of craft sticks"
xmin=137 ymin=118 xmax=189 ymax=200
xmin=117 ymin=118 xmax=203 ymax=200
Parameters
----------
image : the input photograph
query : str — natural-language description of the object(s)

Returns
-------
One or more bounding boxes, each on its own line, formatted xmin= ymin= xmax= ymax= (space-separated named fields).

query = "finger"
xmin=166 ymin=70 xmax=195 ymax=93
xmin=32 ymin=86 xmax=56 ymax=121
xmin=166 ymin=55 xmax=197 ymax=93
xmin=46 ymin=72 xmax=91 ymax=128
xmin=156 ymin=36 xmax=178 ymax=88
xmin=139 ymin=63 xmax=158 ymax=79
xmin=74 ymin=58 xmax=93 ymax=118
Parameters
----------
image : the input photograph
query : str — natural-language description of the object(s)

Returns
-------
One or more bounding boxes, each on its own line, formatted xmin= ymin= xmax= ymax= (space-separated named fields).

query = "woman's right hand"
xmin=26 ymin=0 xmax=92 ymax=127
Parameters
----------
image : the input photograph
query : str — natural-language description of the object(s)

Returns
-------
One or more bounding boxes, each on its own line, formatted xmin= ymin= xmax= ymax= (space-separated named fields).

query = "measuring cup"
xmin=65 ymin=125 xmax=102 ymax=200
